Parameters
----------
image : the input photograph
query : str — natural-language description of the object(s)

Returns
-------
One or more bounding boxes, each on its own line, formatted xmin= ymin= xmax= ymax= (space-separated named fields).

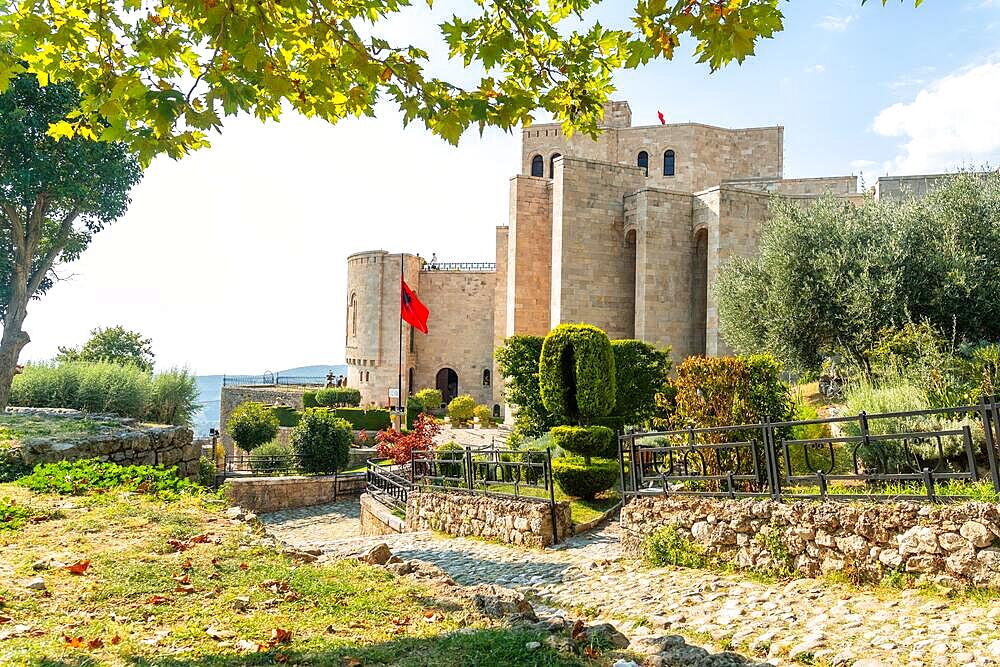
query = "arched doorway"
xmin=436 ymin=368 xmax=459 ymax=404
xmin=692 ymin=228 xmax=708 ymax=356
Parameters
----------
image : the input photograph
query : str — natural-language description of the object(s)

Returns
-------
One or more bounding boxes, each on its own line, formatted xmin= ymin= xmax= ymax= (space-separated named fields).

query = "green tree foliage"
xmin=226 ymin=401 xmax=279 ymax=452
xmin=56 ymin=325 xmax=155 ymax=373
xmin=413 ymin=388 xmax=443 ymax=411
xmin=0 ymin=74 xmax=142 ymax=410
xmin=0 ymin=1 xmax=796 ymax=162
xmin=447 ymin=394 xmax=476 ymax=426
xmin=549 ymin=425 xmax=614 ymax=465
xmin=289 ymin=409 xmax=352 ymax=474
xmin=314 ymin=387 xmax=362 ymax=407
xmin=609 ymin=340 xmax=671 ymax=427
xmin=717 ymin=173 xmax=1000 ymax=374
xmin=495 ymin=335 xmax=554 ymax=438
xmin=539 ymin=324 xmax=616 ymax=424
xmin=551 ymin=456 xmax=619 ymax=500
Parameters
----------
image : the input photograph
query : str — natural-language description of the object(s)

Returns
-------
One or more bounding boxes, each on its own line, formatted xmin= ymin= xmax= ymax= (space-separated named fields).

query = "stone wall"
xmin=223 ymin=472 xmax=366 ymax=513
xmin=506 ymin=175 xmax=552 ymax=337
xmin=12 ymin=410 xmax=197 ymax=479
xmin=219 ymin=386 xmax=309 ymax=453
xmin=621 ymin=496 xmax=1000 ymax=588
xmin=406 ymin=491 xmax=572 ymax=548
xmin=360 ymin=493 xmax=407 ymax=536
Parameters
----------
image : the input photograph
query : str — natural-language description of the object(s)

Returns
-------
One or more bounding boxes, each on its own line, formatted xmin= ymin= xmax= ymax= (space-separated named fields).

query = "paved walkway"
xmin=260 ymin=501 xmax=1000 ymax=666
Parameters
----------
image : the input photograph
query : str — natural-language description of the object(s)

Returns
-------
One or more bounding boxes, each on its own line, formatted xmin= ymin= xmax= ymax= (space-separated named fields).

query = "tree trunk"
xmin=0 ymin=301 xmax=30 ymax=413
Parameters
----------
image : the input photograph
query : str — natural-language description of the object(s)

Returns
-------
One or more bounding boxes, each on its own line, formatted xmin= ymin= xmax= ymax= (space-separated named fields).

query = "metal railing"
xmin=366 ymin=460 xmax=411 ymax=512
xmin=223 ymin=453 xmax=308 ymax=476
xmin=410 ymin=446 xmax=560 ymax=542
xmin=222 ymin=373 xmax=329 ymax=387
xmin=619 ymin=398 xmax=1000 ymax=503
xmin=420 ymin=262 xmax=496 ymax=272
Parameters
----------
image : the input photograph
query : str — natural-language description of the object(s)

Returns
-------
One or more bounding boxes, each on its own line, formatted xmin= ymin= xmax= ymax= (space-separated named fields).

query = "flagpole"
xmin=397 ymin=252 xmax=404 ymax=429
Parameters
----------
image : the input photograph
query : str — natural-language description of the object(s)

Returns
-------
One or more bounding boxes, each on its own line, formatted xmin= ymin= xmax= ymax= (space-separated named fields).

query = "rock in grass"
xmin=524 ymin=641 xmax=541 ymax=651
xmin=467 ymin=584 xmax=537 ymax=621
xmin=584 ymin=622 xmax=630 ymax=649
xmin=25 ymin=577 xmax=46 ymax=591
xmin=358 ymin=543 xmax=392 ymax=566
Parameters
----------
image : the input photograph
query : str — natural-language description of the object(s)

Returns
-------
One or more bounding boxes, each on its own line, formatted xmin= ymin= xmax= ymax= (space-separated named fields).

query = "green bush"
xmin=331 ymin=407 xmax=391 ymax=431
xmin=302 ymin=390 xmax=319 ymax=408
xmin=549 ymin=425 xmax=614 ymax=465
xmin=539 ymin=324 xmax=616 ymax=423
xmin=0 ymin=446 xmax=30 ymax=482
xmin=271 ymin=405 xmax=300 ymax=427
xmin=495 ymin=335 xmax=554 ymax=439
xmin=314 ymin=387 xmax=361 ymax=407
xmin=9 ymin=362 xmax=197 ymax=425
xmin=447 ymin=395 xmax=476 ymax=425
xmin=609 ymin=339 xmax=671 ymax=428
xmin=145 ymin=368 xmax=199 ymax=426
xmin=289 ymin=409 xmax=352 ymax=474
xmin=473 ymin=404 xmax=493 ymax=427
xmin=551 ymin=456 xmax=618 ymax=499
xmin=197 ymin=456 xmax=217 ymax=487
xmin=227 ymin=401 xmax=280 ymax=452
xmin=435 ymin=441 xmax=465 ymax=479
xmin=414 ymin=388 xmax=443 ymax=410
xmin=249 ymin=441 xmax=294 ymax=473
xmin=18 ymin=459 xmax=199 ymax=499
xmin=644 ymin=526 xmax=706 ymax=568
xmin=0 ymin=497 xmax=32 ymax=531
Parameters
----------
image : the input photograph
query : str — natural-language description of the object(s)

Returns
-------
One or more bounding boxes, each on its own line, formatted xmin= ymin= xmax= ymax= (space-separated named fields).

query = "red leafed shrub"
xmin=375 ymin=413 xmax=441 ymax=464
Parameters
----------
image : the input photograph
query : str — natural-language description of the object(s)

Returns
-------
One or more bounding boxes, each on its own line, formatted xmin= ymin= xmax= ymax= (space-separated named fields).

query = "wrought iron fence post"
xmin=922 ymin=467 xmax=936 ymax=501
xmin=618 ymin=435 xmax=628 ymax=504
xmin=817 ymin=470 xmax=828 ymax=500
xmin=629 ymin=435 xmax=640 ymax=496
xmin=465 ymin=447 xmax=474 ymax=491
xmin=547 ymin=448 xmax=558 ymax=545
xmin=410 ymin=456 xmax=416 ymax=490
xmin=981 ymin=397 xmax=1000 ymax=493
xmin=761 ymin=417 xmax=780 ymax=500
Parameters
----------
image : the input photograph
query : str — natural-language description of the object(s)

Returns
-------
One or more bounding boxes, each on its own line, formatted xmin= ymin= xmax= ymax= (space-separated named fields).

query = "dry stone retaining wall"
xmin=11 ymin=409 xmax=197 ymax=479
xmin=359 ymin=493 xmax=406 ymax=536
xmin=223 ymin=473 xmax=365 ymax=512
xmin=621 ymin=496 xmax=1000 ymax=588
xmin=406 ymin=491 xmax=572 ymax=548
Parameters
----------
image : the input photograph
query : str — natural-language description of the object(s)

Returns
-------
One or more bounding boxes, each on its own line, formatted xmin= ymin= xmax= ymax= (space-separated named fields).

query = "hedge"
xmin=609 ymin=339 xmax=671 ymax=427
xmin=549 ymin=425 xmax=615 ymax=465
xmin=539 ymin=324 xmax=616 ymax=423
xmin=551 ymin=456 xmax=618 ymax=499
xmin=302 ymin=390 xmax=318 ymax=408
xmin=290 ymin=409 xmax=352 ymax=473
xmin=315 ymin=387 xmax=362 ymax=407
xmin=331 ymin=407 xmax=391 ymax=431
xmin=271 ymin=405 xmax=300 ymax=427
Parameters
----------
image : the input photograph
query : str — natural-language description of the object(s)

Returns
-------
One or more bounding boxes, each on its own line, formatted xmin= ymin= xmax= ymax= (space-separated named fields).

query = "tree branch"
xmin=27 ymin=208 xmax=79 ymax=298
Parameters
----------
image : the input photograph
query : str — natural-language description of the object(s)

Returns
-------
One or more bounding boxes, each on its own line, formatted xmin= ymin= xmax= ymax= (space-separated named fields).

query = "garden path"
xmin=260 ymin=502 xmax=1000 ymax=667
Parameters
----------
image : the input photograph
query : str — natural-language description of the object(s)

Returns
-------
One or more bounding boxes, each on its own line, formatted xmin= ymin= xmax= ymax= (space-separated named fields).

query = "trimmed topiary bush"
xmin=290 ymin=409 xmax=352 ymax=474
xmin=227 ymin=401 xmax=280 ymax=452
xmin=249 ymin=441 xmax=294 ymax=473
xmin=414 ymin=388 xmax=443 ymax=410
xmin=314 ymin=387 xmax=362 ymax=407
xmin=302 ymin=390 xmax=319 ymax=408
xmin=549 ymin=425 xmax=615 ymax=465
xmin=447 ymin=394 xmax=476 ymax=426
xmin=551 ymin=456 xmax=618 ymax=500
xmin=539 ymin=324 xmax=616 ymax=423
xmin=473 ymin=404 xmax=493 ymax=427
xmin=331 ymin=407 xmax=391 ymax=431
xmin=435 ymin=441 xmax=465 ymax=480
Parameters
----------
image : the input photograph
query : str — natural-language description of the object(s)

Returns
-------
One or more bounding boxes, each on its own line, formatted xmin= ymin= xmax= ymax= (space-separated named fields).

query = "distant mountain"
xmin=191 ymin=364 xmax=347 ymax=437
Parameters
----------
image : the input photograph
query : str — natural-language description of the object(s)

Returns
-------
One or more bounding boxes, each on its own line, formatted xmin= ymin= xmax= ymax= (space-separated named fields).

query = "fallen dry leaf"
xmin=63 ymin=634 xmax=85 ymax=648
xmin=174 ymin=584 xmax=196 ymax=595
xmin=111 ymin=634 xmax=122 ymax=645
xmin=274 ymin=653 xmax=289 ymax=664
xmin=269 ymin=627 xmax=292 ymax=644
xmin=282 ymin=591 xmax=299 ymax=602
xmin=64 ymin=560 xmax=91 ymax=575
xmin=0 ymin=624 xmax=44 ymax=641
xmin=239 ymin=562 xmax=249 ymax=570
xmin=205 ymin=626 xmax=235 ymax=641
xmin=423 ymin=611 xmax=444 ymax=623
xmin=343 ymin=657 xmax=362 ymax=667
xmin=0 ymin=616 xmax=11 ymax=624
xmin=146 ymin=595 xmax=170 ymax=605
xmin=571 ymin=619 xmax=586 ymax=641
xmin=88 ymin=637 xmax=104 ymax=649
xmin=180 ymin=559 xmax=193 ymax=570
xmin=583 ymin=645 xmax=600 ymax=658
xmin=171 ymin=573 xmax=190 ymax=584
xmin=235 ymin=639 xmax=259 ymax=652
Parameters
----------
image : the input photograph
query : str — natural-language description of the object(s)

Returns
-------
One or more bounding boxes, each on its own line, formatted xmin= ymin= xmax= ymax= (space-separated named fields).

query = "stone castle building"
xmin=345 ymin=101 xmax=949 ymax=413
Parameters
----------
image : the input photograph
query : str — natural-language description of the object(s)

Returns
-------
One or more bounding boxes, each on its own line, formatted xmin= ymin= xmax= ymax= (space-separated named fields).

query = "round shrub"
xmin=290 ymin=408 xmax=352 ymax=474
xmin=539 ymin=324 xmax=616 ymax=423
xmin=435 ymin=441 xmax=465 ymax=480
xmin=473 ymin=404 xmax=493 ymax=427
xmin=197 ymin=456 xmax=217 ymax=487
xmin=227 ymin=401 xmax=280 ymax=452
xmin=551 ymin=456 xmax=619 ymax=499
xmin=414 ymin=388 xmax=443 ymax=410
xmin=249 ymin=441 xmax=294 ymax=473
xmin=315 ymin=387 xmax=361 ymax=407
xmin=447 ymin=394 xmax=476 ymax=425
xmin=302 ymin=390 xmax=319 ymax=408
xmin=549 ymin=425 xmax=615 ymax=465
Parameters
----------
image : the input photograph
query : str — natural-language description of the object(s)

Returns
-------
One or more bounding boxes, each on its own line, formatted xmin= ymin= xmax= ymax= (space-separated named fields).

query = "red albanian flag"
xmin=401 ymin=278 xmax=429 ymax=334
xmin=657 ymin=110 xmax=666 ymax=125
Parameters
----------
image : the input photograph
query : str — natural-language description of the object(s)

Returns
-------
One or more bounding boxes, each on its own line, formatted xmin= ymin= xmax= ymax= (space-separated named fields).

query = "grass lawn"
xmin=0 ymin=483 xmax=609 ymax=666
xmin=0 ymin=414 xmax=120 ymax=447
xmin=476 ymin=484 xmax=620 ymax=526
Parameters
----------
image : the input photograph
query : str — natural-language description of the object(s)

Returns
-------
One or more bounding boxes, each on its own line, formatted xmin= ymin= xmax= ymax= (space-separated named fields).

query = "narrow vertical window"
xmin=483 ymin=369 xmax=491 ymax=387
xmin=350 ymin=293 xmax=358 ymax=336
xmin=530 ymin=154 xmax=544 ymax=177
xmin=549 ymin=153 xmax=561 ymax=178
xmin=637 ymin=151 xmax=648 ymax=177
xmin=664 ymin=149 xmax=675 ymax=176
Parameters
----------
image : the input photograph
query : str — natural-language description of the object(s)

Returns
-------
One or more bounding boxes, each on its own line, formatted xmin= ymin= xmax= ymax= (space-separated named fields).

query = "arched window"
xmin=549 ymin=153 xmax=561 ymax=178
xmin=663 ymin=149 xmax=675 ymax=176
xmin=530 ymin=154 xmax=544 ymax=177
xmin=408 ymin=368 xmax=415 ymax=395
xmin=350 ymin=293 xmax=358 ymax=337
xmin=482 ymin=369 xmax=491 ymax=387
xmin=409 ymin=326 xmax=415 ymax=352
xmin=637 ymin=151 xmax=648 ymax=176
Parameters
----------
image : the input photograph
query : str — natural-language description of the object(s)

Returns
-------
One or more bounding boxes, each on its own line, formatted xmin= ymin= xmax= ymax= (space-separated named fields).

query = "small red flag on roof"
xmin=401 ymin=278 xmax=429 ymax=334
xmin=657 ymin=110 xmax=666 ymax=125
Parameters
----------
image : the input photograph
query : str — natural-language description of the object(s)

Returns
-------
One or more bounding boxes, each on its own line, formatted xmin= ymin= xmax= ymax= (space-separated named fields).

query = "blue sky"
xmin=18 ymin=0 xmax=1000 ymax=374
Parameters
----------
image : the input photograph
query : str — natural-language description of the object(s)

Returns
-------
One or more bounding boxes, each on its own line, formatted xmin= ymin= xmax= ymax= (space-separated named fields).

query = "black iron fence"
xmin=223 ymin=453 xmax=308 ymax=476
xmin=620 ymin=398 xmax=1000 ymax=503
xmin=365 ymin=460 xmax=411 ymax=512
xmin=222 ymin=373 xmax=329 ymax=387
xmin=420 ymin=262 xmax=496 ymax=272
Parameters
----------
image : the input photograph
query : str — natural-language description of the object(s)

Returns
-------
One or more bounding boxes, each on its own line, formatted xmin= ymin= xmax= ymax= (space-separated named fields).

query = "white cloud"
xmin=808 ymin=64 xmax=826 ymax=74
xmin=873 ymin=60 xmax=1000 ymax=174
xmin=818 ymin=15 xmax=855 ymax=31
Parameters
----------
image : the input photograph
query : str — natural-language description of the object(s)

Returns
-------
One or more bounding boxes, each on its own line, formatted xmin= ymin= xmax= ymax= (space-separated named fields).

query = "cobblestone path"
xmin=260 ymin=502 xmax=1000 ymax=666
